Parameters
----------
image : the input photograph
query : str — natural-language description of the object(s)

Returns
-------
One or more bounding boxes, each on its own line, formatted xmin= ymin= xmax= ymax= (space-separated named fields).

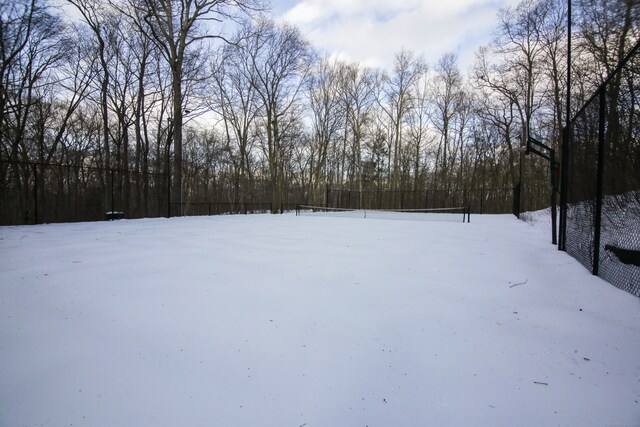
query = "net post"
xmin=593 ymin=88 xmax=606 ymax=276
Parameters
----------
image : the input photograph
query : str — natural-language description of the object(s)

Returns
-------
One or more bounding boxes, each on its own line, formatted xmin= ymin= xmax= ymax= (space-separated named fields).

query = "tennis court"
xmin=1 ymin=212 xmax=638 ymax=426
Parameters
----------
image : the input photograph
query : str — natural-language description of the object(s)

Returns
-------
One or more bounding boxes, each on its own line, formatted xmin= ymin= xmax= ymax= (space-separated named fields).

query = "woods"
xmin=0 ymin=0 xmax=638 ymax=224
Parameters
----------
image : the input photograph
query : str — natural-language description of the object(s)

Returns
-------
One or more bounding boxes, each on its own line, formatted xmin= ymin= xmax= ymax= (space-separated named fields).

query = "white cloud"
xmin=276 ymin=0 xmax=522 ymax=72
xmin=283 ymin=2 xmax=326 ymax=24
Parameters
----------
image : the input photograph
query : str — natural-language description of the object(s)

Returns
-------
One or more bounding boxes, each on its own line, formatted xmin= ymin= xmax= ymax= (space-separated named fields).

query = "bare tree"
xmin=67 ymin=0 xmax=115 ymax=177
xmin=0 ymin=0 xmax=101 ymax=223
xmin=307 ymin=57 xmax=342 ymax=202
xmin=538 ymin=0 xmax=567 ymax=148
xmin=406 ymin=71 xmax=433 ymax=191
xmin=245 ymin=18 xmax=315 ymax=209
xmin=378 ymin=49 xmax=426 ymax=191
xmin=432 ymin=52 xmax=463 ymax=190
xmin=495 ymin=0 xmax=547 ymax=137
xmin=471 ymin=0 xmax=549 ymax=205
xmin=472 ymin=48 xmax=520 ymax=188
xmin=121 ymin=6 xmax=160 ymax=215
xmin=136 ymin=0 xmax=260 ymax=213
xmin=209 ymin=24 xmax=261 ymax=204
xmin=577 ymin=0 xmax=639 ymax=177
xmin=577 ymin=0 xmax=639 ymax=84
xmin=341 ymin=62 xmax=378 ymax=198
xmin=1 ymin=0 xmax=69 ymax=161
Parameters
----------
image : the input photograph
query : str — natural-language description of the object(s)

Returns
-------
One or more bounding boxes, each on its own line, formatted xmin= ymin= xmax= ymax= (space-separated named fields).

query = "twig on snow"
xmin=509 ymin=279 xmax=528 ymax=288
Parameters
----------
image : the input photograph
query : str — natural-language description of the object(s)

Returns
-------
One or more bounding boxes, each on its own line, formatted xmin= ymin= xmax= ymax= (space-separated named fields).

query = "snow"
xmin=1 ymin=212 xmax=639 ymax=426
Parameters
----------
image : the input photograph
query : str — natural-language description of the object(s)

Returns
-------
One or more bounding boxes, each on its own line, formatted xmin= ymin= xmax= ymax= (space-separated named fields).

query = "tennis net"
xmin=295 ymin=205 xmax=470 ymax=222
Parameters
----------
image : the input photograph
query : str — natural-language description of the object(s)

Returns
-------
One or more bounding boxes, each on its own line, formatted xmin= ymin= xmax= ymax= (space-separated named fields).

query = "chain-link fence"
xmin=561 ymin=41 xmax=640 ymax=297
xmin=0 ymin=160 xmax=307 ymax=225
xmin=0 ymin=161 xmax=170 ymax=225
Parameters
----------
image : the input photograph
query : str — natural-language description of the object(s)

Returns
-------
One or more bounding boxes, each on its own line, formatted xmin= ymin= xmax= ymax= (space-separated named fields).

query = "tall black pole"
xmin=559 ymin=0 xmax=571 ymax=250
xmin=566 ymin=0 xmax=571 ymax=126
xmin=550 ymin=150 xmax=557 ymax=245
xmin=593 ymin=89 xmax=606 ymax=275
xmin=33 ymin=163 xmax=38 ymax=225
xmin=111 ymin=169 xmax=115 ymax=215
xmin=167 ymin=117 xmax=173 ymax=218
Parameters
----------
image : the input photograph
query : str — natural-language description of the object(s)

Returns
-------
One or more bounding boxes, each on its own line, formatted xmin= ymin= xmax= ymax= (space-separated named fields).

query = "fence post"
xmin=167 ymin=162 xmax=171 ymax=218
xmin=593 ymin=89 xmax=606 ymax=276
xmin=559 ymin=126 xmax=570 ymax=251
xmin=33 ymin=163 xmax=38 ymax=225
xmin=110 ymin=169 xmax=115 ymax=215
xmin=463 ymin=189 xmax=467 ymax=213
xmin=550 ymin=150 xmax=558 ymax=245
xmin=512 ymin=182 xmax=521 ymax=218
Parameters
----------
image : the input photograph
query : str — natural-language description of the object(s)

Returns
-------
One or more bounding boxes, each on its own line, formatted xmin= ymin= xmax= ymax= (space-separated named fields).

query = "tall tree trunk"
xmin=172 ymin=64 xmax=183 ymax=214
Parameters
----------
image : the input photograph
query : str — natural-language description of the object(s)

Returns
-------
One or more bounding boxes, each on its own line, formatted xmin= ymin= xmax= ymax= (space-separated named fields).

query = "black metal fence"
xmin=0 ymin=160 xmax=299 ymax=225
xmin=1 ymin=159 xmax=522 ymax=225
xmin=0 ymin=161 xmax=170 ymax=225
xmin=560 ymin=41 xmax=640 ymax=297
xmin=171 ymin=202 xmax=299 ymax=216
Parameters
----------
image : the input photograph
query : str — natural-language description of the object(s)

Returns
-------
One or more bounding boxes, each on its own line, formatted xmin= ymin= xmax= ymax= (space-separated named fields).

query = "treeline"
xmin=0 ymin=0 xmax=638 ymax=218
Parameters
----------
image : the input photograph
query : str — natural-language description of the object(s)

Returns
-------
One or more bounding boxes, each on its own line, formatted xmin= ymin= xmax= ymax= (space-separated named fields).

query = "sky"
xmin=269 ymin=0 xmax=523 ymax=73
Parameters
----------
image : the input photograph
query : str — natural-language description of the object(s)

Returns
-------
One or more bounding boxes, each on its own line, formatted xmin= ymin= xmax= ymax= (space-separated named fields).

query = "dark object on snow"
xmin=604 ymin=245 xmax=640 ymax=267
xmin=105 ymin=211 xmax=125 ymax=221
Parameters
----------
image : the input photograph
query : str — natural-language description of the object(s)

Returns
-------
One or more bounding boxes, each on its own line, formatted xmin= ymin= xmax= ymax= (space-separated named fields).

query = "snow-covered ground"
xmin=1 ymin=212 xmax=638 ymax=426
